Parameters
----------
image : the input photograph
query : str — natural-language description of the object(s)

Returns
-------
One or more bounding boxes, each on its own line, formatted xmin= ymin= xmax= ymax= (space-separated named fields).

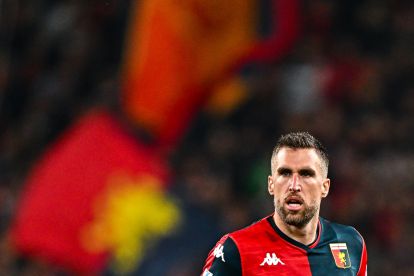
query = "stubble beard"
xmin=275 ymin=198 xmax=319 ymax=229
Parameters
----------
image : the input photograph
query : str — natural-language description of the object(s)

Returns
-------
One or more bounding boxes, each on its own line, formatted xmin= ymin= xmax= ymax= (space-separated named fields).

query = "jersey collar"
xmin=266 ymin=215 xmax=322 ymax=251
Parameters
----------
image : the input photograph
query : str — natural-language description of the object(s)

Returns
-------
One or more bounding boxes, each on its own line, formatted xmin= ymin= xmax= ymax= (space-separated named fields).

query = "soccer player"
xmin=202 ymin=132 xmax=367 ymax=275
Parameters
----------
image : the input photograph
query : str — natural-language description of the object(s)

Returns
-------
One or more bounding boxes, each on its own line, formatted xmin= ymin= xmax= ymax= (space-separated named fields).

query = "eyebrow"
xmin=276 ymin=167 xmax=316 ymax=175
xmin=277 ymin=167 xmax=291 ymax=174
xmin=298 ymin=168 xmax=316 ymax=176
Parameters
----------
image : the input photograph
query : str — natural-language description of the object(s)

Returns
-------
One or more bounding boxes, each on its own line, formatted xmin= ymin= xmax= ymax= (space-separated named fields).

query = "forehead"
xmin=273 ymin=147 xmax=322 ymax=170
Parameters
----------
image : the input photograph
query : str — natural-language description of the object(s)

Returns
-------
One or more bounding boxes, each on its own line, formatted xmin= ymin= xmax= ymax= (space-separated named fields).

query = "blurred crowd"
xmin=1 ymin=0 xmax=414 ymax=275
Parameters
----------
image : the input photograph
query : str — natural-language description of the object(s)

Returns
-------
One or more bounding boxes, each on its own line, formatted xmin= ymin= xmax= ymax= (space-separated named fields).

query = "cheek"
xmin=308 ymin=190 xmax=324 ymax=204
xmin=272 ymin=183 xmax=286 ymax=195
xmin=303 ymin=184 xmax=323 ymax=200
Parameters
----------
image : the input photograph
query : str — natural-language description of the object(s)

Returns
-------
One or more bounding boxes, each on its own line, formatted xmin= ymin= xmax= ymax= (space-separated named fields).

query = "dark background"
xmin=1 ymin=0 xmax=414 ymax=275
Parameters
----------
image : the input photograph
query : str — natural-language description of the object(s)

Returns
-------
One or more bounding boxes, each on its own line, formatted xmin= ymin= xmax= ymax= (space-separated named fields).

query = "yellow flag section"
xmin=81 ymin=174 xmax=180 ymax=273
xmin=121 ymin=0 xmax=256 ymax=148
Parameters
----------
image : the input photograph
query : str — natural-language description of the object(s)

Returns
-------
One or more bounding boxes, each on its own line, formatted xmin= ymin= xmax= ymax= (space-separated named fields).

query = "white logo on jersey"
xmin=260 ymin=253 xmax=285 ymax=266
xmin=213 ymin=244 xmax=225 ymax=262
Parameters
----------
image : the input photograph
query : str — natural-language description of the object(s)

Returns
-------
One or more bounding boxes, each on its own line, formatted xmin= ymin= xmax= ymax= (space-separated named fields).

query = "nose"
xmin=288 ymin=173 xmax=301 ymax=192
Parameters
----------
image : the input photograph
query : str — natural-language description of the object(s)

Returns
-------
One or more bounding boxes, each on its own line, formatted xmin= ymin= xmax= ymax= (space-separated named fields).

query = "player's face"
xmin=268 ymin=147 xmax=330 ymax=228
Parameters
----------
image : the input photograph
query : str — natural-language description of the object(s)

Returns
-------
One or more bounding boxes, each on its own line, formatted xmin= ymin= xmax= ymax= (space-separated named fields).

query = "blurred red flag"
xmin=10 ymin=110 xmax=180 ymax=274
xmin=121 ymin=0 xmax=300 ymax=149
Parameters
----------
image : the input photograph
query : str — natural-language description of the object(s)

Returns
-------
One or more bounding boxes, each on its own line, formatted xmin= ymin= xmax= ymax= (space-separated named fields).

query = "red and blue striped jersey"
xmin=202 ymin=215 xmax=367 ymax=275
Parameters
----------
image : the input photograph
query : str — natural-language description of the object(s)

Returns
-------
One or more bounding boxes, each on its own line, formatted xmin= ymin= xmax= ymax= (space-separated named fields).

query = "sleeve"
xmin=201 ymin=234 xmax=242 ymax=276
xmin=357 ymin=234 xmax=368 ymax=276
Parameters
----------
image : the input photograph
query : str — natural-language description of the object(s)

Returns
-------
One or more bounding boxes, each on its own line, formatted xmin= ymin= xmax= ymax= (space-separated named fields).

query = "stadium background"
xmin=1 ymin=0 xmax=414 ymax=275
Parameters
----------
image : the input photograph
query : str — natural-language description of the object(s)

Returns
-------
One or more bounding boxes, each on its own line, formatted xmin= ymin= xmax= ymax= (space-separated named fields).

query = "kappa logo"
xmin=260 ymin=253 xmax=285 ymax=266
xmin=213 ymin=244 xmax=225 ymax=262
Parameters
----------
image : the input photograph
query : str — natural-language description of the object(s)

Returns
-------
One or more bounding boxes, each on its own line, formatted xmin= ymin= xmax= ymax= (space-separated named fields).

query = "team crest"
xmin=329 ymin=243 xmax=351 ymax=268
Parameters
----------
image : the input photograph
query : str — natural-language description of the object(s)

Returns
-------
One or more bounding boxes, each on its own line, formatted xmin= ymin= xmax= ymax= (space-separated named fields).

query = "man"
xmin=202 ymin=132 xmax=367 ymax=275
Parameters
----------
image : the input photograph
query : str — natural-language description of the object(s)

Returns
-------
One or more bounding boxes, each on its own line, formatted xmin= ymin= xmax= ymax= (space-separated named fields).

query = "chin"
xmin=285 ymin=213 xmax=306 ymax=224
xmin=277 ymin=204 xmax=318 ymax=228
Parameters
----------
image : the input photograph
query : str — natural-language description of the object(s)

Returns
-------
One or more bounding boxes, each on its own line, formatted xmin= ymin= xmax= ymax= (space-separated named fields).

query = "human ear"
xmin=268 ymin=176 xmax=274 ymax=195
xmin=321 ymin=178 xmax=330 ymax=198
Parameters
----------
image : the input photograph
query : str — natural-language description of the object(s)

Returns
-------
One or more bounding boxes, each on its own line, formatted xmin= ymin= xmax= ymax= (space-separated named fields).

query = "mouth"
xmin=285 ymin=196 xmax=304 ymax=211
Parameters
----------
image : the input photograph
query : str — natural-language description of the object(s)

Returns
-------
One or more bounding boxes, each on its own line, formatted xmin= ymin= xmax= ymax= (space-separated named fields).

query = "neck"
xmin=273 ymin=213 xmax=319 ymax=245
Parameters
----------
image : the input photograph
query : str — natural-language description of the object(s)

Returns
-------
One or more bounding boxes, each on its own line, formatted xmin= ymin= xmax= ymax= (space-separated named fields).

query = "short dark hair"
xmin=271 ymin=132 xmax=329 ymax=176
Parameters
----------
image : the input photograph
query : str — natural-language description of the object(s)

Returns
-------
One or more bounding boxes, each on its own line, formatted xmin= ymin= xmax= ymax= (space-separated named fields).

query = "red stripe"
xmin=309 ymin=220 xmax=322 ymax=249
xmin=357 ymin=232 xmax=368 ymax=276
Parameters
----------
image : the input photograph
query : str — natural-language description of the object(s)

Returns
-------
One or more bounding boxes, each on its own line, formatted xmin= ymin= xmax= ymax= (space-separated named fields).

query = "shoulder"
xmin=320 ymin=217 xmax=367 ymax=262
xmin=201 ymin=234 xmax=241 ymax=275
xmin=228 ymin=216 xmax=280 ymax=258
xmin=320 ymin=218 xmax=368 ymax=273
xmin=230 ymin=216 xmax=272 ymax=240
xmin=321 ymin=217 xmax=364 ymax=245
xmin=320 ymin=218 xmax=368 ymax=275
xmin=202 ymin=216 xmax=273 ymax=275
